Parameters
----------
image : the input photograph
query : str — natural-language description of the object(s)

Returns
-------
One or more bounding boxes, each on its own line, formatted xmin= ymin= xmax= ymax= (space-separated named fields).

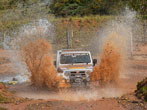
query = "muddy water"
xmin=9 ymin=82 xmax=125 ymax=101
xmin=10 ymin=36 xmax=126 ymax=101
xmin=9 ymin=36 xmax=126 ymax=101
xmin=23 ymin=39 xmax=61 ymax=88
xmin=91 ymin=35 xmax=122 ymax=85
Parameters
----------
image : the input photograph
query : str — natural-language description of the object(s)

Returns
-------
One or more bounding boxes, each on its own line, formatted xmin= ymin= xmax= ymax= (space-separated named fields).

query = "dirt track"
xmin=0 ymin=46 xmax=147 ymax=110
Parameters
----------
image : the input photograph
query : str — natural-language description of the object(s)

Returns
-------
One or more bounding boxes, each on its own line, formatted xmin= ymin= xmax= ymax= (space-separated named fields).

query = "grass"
xmin=0 ymin=7 xmax=112 ymax=50
xmin=0 ymin=82 xmax=5 ymax=85
xmin=50 ymin=15 xmax=112 ymax=50
xmin=136 ymin=77 xmax=147 ymax=101
xmin=141 ymin=86 xmax=147 ymax=93
xmin=0 ymin=83 xmax=10 ymax=104
xmin=0 ymin=5 xmax=146 ymax=51
xmin=0 ymin=4 xmax=50 ymax=32
xmin=0 ymin=95 xmax=9 ymax=104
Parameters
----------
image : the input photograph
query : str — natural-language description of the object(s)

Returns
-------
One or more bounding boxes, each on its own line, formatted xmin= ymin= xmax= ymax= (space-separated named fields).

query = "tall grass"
xmin=52 ymin=15 xmax=113 ymax=49
xmin=0 ymin=7 xmax=112 ymax=49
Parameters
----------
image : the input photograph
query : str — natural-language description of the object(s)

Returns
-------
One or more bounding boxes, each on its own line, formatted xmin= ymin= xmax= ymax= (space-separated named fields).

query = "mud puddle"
xmin=0 ymin=73 xmax=24 ymax=83
xmin=8 ymin=82 xmax=126 ymax=101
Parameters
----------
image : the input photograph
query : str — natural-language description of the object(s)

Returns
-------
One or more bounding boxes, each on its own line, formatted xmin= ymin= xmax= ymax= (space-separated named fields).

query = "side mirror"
xmin=93 ymin=59 xmax=97 ymax=66
xmin=53 ymin=61 xmax=56 ymax=67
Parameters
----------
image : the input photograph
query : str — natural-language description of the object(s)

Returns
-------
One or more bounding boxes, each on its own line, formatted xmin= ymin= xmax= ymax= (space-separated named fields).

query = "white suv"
xmin=54 ymin=49 xmax=97 ymax=85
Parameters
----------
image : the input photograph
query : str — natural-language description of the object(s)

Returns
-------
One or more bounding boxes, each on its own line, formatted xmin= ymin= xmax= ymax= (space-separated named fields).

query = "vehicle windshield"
xmin=60 ymin=53 xmax=91 ymax=64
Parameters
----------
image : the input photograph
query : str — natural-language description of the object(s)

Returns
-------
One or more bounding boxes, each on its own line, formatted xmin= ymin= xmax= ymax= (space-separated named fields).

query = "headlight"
xmin=87 ymin=71 xmax=92 ymax=75
xmin=64 ymin=72 xmax=69 ymax=76
xmin=57 ymin=68 xmax=63 ymax=73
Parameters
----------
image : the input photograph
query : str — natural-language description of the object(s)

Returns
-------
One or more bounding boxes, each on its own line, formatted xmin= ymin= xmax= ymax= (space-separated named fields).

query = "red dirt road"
xmin=0 ymin=99 xmax=125 ymax=110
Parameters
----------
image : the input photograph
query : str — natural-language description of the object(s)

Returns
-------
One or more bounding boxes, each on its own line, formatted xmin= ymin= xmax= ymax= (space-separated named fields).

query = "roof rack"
xmin=60 ymin=49 xmax=89 ymax=52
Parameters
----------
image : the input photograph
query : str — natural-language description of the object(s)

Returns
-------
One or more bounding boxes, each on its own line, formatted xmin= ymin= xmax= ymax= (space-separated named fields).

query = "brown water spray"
xmin=23 ymin=39 xmax=61 ymax=88
xmin=91 ymin=33 xmax=122 ymax=85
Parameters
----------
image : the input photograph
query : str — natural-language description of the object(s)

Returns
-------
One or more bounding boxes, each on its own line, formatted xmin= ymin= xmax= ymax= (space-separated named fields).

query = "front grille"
xmin=68 ymin=71 xmax=89 ymax=84
xmin=71 ymin=71 xmax=76 ymax=74
xmin=69 ymin=71 xmax=86 ymax=78
xmin=70 ymin=71 xmax=85 ymax=74
xmin=79 ymin=71 xmax=85 ymax=73
xmin=81 ymin=74 xmax=86 ymax=76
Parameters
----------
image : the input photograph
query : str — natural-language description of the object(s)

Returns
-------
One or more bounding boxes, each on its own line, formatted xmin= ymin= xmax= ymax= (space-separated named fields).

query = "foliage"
xmin=0 ymin=95 xmax=9 ymax=103
xmin=128 ymin=0 xmax=147 ymax=19
xmin=50 ymin=0 xmax=128 ymax=16
xmin=0 ymin=0 xmax=45 ymax=10
xmin=0 ymin=0 xmax=146 ymax=18
xmin=0 ymin=0 xmax=11 ymax=10
xmin=135 ymin=77 xmax=147 ymax=101
xmin=0 ymin=0 xmax=146 ymax=50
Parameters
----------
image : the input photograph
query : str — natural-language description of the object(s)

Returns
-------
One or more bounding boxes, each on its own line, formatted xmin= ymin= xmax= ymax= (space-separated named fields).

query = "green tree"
xmin=50 ymin=0 xmax=99 ymax=16
xmin=49 ymin=0 xmax=128 ymax=16
xmin=9 ymin=0 xmax=40 ymax=7
xmin=129 ymin=0 xmax=147 ymax=19
xmin=0 ymin=0 xmax=12 ymax=10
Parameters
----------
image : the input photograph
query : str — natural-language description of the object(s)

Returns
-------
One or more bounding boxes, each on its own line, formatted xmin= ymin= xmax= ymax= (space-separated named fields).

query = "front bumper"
xmin=58 ymin=69 xmax=92 ymax=84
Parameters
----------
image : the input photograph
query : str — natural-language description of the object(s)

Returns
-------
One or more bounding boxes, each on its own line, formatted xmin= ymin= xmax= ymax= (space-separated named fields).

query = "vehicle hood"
xmin=59 ymin=64 xmax=93 ymax=70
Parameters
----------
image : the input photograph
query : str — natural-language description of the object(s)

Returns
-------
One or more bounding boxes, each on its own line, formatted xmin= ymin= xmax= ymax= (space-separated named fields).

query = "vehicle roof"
xmin=57 ymin=49 xmax=90 ymax=53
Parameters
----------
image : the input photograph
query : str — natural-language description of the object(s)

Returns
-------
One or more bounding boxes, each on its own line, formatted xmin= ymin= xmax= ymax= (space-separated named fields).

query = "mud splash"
xmin=10 ymin=83 xmax=125 ymax=101
xmin=23 ymin=39 xmax=61 ymax=88
xmin=91 ymin=33 xmax=122 ymax=85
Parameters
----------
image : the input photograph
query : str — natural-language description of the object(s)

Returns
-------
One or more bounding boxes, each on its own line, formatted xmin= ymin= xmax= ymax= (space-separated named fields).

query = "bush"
xmin=49 ymin=0 xmax=128 ymax=17
xmin=135 ymin=77 xmax=147 ymax=101
xmin=0 ymin=95 xmax=9 ymax=104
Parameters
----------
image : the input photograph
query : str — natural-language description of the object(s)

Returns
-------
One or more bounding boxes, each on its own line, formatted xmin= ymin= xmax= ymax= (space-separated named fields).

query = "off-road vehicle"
xmin=54 ymin=49 xmax=97 ymax=87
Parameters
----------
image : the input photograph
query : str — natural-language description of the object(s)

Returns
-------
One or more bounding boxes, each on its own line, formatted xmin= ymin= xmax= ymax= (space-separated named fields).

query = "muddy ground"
xmin=0 ymin=44 xmax=147 ymax=110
